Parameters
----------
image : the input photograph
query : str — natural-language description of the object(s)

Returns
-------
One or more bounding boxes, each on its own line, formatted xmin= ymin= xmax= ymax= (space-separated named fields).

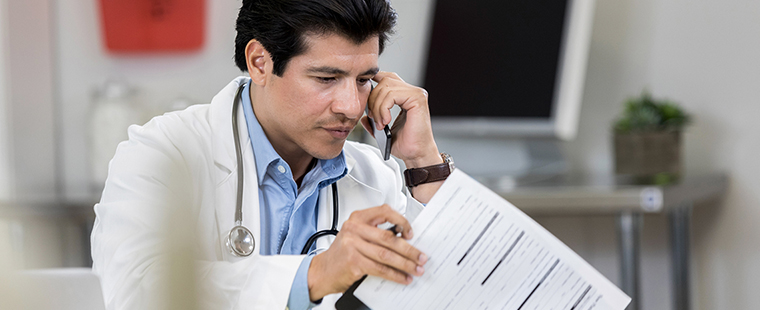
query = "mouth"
xmin=322 ymin=125 xmax=354 ymax=140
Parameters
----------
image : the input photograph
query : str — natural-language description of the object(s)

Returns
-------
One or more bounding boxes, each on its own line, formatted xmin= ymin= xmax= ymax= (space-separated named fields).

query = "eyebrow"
xmin=307 ymin=66 xmax=379 ymax=76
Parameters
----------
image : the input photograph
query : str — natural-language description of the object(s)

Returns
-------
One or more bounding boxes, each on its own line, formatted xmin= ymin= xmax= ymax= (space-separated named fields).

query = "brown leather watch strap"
xmin=404 ymin=163 xmax=451 ymax=187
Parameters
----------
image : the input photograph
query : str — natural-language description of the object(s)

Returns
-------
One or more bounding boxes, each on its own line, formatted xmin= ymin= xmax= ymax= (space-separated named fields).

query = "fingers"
xmin=309 ymin=204 xmax=427 ymax=298
xmin=367 ymin=71 xmax=427 ymax=130
xmin=344 ymin=216 xmax=424 ymax=261
xmin=353 ymin=226 xmax=426 ymax=270
xmin=367 ymin=83 xmax=392 ymax=129
xmin=340 ymin=205 xmax=427 ymax=285
xmin=356 ymin=239 xmax=424 ymax=283
xmin=345 ymin=204 xmax=427 ymax=271
xmin=373 ymin=71 xmax=404 ymax=83
xmin=336 ymin=235 xmax=412 ymax=285
xmin=347 ymin=204 xmax=414 ymax=240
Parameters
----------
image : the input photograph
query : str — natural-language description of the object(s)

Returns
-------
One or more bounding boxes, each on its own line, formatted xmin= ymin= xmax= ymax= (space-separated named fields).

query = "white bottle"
xmin=88 ymin=80 xmax=143 ymax=191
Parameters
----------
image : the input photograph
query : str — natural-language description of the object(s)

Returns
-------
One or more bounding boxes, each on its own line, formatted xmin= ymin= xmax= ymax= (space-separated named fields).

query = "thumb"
xmin=360 ymin=116 xmax=375 ymax=138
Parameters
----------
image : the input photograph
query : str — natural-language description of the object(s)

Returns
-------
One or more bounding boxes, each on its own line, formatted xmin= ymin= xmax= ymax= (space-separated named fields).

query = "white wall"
xmin=379 ymin=0 xmax=435 ymax=86
xmin=646 ymin=1 xmax=760 ymax=309
xmin=566 ymin=0 xmax=760 ymax=309
xmin=561 ymin=1 xmax=674 ymax=308
xmin=1 ymin=0 xmax=58 ymax=202
xmin=56 ymin=0 xmax=243 ymax=200
xmin=0 ymin=0 xmax=62 ymax=271
xmin=0 ymin=0 xmax=12 ymax=200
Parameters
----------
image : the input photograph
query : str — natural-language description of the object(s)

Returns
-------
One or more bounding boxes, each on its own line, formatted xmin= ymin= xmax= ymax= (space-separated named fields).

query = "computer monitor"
xmin=422 ymin=0 xmax=596 ymax=178
xmin=424 ymin=0 xmax=595 ymax=140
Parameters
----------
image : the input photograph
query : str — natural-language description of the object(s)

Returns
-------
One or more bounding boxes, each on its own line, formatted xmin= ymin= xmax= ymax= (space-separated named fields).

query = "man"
xmin=91 ymin=0 xmax=451 ymax=309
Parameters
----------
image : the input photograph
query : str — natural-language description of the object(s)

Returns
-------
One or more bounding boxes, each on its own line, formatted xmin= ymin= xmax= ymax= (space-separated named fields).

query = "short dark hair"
xmin=234 ymin=0 xmax=397 ymax=76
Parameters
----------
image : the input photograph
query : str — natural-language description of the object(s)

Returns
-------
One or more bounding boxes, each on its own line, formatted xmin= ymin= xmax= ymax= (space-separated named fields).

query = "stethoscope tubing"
xmin=301 ymin=183 xmax=339 ymax=255
xmin=232 ymin=82 xmax=246 ymax=226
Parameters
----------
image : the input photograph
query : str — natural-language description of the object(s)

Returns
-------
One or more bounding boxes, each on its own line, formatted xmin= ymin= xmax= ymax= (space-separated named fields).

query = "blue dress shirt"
xmin=240 ymin=81 xmax=347 ymax=309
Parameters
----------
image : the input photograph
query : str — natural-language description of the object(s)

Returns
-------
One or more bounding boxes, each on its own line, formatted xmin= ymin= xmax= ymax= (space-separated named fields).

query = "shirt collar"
xmin=240 ymin=79 xmax=347 ymax=185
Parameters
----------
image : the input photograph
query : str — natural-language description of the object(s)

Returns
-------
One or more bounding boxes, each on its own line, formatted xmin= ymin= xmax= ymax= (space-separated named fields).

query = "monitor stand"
xmin=434 ymin=137 xmax=568 ymax=190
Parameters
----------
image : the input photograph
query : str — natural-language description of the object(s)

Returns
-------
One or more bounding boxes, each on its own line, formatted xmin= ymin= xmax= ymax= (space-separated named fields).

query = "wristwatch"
xmin=404 ymin=153 xmax=455 ymax=187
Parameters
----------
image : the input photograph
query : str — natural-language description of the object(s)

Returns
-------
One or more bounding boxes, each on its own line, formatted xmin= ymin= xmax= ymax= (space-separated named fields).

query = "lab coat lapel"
xmin=315 ymin=186 xmax=335 ymax=252
xmin=210 ymin=77 xmax=262 ymax=260
xmin=315 ymin=151 xmax=383 ymax=252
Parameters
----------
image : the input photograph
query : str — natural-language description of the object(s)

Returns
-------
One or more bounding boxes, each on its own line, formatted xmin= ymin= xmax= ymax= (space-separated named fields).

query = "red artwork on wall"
xmin=98 ymin=0 xmax=206 ymax=52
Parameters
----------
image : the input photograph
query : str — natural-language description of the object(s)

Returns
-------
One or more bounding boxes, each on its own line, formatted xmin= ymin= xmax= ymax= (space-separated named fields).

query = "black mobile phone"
xmin=366 ymin=84 xmax=392 ymax=161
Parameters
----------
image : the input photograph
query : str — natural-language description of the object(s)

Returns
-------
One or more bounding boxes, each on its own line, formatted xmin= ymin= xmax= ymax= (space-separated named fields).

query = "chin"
xmin=309 ymin=141 xmax=346 ymax=160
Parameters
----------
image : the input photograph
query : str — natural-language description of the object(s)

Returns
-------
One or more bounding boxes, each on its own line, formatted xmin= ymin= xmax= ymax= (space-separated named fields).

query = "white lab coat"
xmin=91 ymin=77 xmax=424 ymax=310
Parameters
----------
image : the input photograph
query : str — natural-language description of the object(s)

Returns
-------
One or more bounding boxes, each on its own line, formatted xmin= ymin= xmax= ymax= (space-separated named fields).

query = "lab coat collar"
xmin=345 ymin=151 xmax=357 ymax=174
xmin=210 ymin=76 xmax=249 ymax=175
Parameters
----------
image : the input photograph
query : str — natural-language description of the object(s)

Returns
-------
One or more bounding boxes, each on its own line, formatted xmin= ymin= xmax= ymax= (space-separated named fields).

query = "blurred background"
xmin=0 ymin=0 xmax=758 ymax=309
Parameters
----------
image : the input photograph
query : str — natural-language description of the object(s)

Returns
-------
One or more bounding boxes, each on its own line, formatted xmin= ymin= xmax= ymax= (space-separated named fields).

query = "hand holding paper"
xmin=308 ymin=204 xmax=426 ymax=301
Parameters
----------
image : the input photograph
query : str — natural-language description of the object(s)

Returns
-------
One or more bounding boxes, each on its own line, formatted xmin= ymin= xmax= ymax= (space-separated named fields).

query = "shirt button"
xmin=278 ymin=165 xmax=286 ymax=173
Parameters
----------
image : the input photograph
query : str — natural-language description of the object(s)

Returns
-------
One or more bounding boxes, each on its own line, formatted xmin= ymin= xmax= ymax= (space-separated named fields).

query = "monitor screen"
xmin=423 ymin=0 xmax=593 ymax=140
xmin=424 ymin=0 xmax=567 ymax=119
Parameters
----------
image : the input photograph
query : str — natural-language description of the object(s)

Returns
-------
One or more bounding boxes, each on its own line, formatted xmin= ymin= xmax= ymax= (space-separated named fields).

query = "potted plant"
xmin=613 ymin=91 xmax=691 ymax=183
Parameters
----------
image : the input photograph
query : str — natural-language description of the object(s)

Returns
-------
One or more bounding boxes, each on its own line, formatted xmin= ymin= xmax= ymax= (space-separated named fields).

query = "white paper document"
xmin=354 ymin=170 xmax=631 ymax=310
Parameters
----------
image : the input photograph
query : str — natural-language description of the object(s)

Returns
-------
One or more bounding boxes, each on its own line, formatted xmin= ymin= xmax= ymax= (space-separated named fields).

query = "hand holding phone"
xmin=365 ymin=107 xmax=392 ymax=161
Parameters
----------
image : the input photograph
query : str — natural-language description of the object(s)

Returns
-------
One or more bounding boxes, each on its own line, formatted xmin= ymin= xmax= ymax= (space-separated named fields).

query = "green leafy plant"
xmin=614 ymin=91 xmax=691 ymax=133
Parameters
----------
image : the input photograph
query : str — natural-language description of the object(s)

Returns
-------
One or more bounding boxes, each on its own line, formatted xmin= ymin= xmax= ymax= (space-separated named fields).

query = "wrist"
xmin=307 ymin=254 xmax=331 ymax=302
xmin=409 ymin=180 xmax=444 ymax=204
xmin=403 ymin=149 xmax=442 ymax=169
xmin=404 ymin=152 xmax=453 ymax=202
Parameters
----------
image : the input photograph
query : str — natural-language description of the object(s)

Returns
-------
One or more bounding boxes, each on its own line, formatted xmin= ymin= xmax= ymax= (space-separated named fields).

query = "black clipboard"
xmin=335 ymin=275 xmax=371 ymax=310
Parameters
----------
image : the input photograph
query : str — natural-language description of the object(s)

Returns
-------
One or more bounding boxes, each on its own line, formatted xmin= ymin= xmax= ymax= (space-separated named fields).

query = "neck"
xmin=249 ymin=83 xmax=314 ymax=186
xmin=281 ymin=151 xmax=315 ymax=187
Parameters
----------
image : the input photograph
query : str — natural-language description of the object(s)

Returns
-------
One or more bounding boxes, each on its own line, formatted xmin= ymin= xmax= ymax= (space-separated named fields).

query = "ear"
xmin=245 ymin=39 xmax=269 ymax=86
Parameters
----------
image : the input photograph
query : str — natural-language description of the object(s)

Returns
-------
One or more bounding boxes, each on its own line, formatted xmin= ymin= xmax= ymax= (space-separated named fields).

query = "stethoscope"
xmin=226 ymin=82 xmax=340 ymax=257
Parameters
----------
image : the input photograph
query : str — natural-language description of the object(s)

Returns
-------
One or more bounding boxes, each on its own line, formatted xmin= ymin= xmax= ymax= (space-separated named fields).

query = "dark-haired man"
xmin=91 ymin=0 xmax=449 ymax=309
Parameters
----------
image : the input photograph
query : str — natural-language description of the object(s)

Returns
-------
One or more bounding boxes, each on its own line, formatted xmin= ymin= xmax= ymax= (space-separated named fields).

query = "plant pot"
xmin=614 ymin=130 xmax=681 ymax=179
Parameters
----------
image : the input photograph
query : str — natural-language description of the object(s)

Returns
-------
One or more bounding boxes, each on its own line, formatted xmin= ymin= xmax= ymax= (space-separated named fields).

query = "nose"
xmin=331 ymin=81 xmax=364 ymax=120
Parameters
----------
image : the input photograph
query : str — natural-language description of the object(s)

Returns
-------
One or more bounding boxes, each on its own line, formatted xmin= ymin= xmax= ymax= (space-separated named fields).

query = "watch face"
xmin=441 ymin=153 xmax=455 ymax=171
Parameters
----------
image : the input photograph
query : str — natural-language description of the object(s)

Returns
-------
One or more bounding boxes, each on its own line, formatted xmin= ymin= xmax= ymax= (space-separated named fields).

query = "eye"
xmin=316 ymin=76 xmax=337 ymax=84
xmin=357 ymin=78 xmax=371 ymax=85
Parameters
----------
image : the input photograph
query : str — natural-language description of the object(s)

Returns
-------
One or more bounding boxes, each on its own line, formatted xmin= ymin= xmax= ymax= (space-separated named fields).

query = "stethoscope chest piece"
xmin=227 ymin=224 xmax=255 ymax=257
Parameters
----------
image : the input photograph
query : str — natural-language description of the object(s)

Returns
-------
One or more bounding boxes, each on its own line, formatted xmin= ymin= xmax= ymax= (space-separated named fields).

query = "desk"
xmin=482 ymin=174 xmax=727 ymax=310
xmin=0 ymin=200 xmax=96 ymax=267
xmin=1 ymin=175 xmax=727 ymax=310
